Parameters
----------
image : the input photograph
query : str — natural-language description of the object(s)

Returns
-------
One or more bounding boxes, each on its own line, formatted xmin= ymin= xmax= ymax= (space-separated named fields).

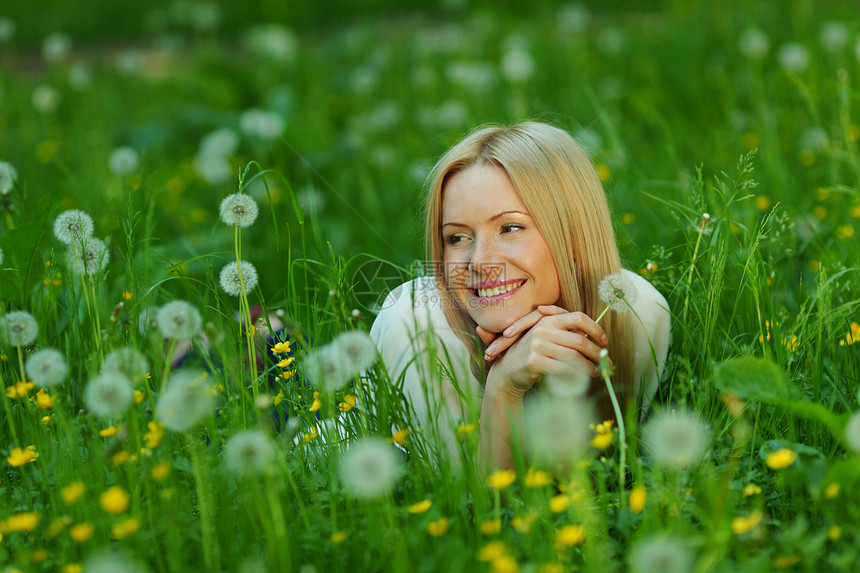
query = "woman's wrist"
xmin=485 ymin=364 xmax=528 ymax=402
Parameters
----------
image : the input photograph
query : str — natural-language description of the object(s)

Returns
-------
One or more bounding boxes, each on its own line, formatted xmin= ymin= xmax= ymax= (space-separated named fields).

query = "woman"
xmin=370 ymin=121 xmax=670 ymax=471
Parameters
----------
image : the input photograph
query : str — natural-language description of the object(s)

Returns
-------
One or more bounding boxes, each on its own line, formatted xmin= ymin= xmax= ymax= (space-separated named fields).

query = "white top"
xmin=369 ymin=270 xmax=671 ymax=454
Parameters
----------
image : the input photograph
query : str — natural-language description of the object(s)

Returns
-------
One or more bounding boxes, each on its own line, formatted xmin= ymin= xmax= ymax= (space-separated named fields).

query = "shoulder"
xmin=369 ymin=277 xmax=447 ymax=339
xmin=622 ymin=269 xmax=669 ymax=319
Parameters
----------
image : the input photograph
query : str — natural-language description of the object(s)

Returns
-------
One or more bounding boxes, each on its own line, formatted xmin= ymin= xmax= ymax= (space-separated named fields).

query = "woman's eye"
xmin=444 ymin=234 xmax=466 ymax=245
xmin=501 ymin=224 xmax=524 ymax=234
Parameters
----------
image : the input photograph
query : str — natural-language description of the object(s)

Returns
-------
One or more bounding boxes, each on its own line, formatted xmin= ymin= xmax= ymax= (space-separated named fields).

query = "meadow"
xmin=1 ymin=1 xmax=859 ymax=571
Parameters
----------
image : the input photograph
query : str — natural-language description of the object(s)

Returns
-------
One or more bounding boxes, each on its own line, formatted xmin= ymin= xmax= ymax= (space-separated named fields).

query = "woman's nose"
xmin=468 ymin=237 xmax=503 ymax=275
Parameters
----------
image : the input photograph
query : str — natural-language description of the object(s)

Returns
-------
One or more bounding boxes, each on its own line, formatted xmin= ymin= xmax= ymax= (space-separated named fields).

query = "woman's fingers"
xmin=476 ymin=325 xmax=497 ymax=347
xmin=538 ymin=306 xmax=609 ymax=346
xmin=484 ymin=307 xmax=565 ymax=361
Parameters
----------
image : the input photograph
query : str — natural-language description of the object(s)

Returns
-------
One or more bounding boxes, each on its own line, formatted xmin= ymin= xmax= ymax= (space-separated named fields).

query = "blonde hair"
xmin=424 ymin=121 xmax=635 ymax=420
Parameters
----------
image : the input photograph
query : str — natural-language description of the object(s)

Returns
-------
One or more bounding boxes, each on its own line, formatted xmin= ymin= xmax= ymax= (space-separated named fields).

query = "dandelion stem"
xmin=188 ymin=435 xmax=220 ymax=572
xmin=264 ymin=472 xmax=291 ymax=570
xmin=234 ymin=226 xmax=259 ymax=401
xmin=601 ymin=368 xmax=627 ymax=509
xmin=89 ymin=276 xmax=104 ymax=367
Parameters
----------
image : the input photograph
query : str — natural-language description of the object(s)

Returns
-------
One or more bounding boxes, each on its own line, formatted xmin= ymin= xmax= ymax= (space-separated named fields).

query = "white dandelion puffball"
xmin=738 ymin=28 xmax=769 ymax=60
xmin=629 ymin=536 xmax=693 ymax=573
xmin=194 ymin=154 xmax=232 ymax=184
xmin=85 ymin=372 xmax=134 ymax=418
xmin=103 ymin=347 xmax=149 ymax=381
xmin=156 ymin=369 xmax=217 ymax=432
xmin=200 ymin=127 xmax=240 ymax=157
xmin=303 ymin=345 xmax=348 ymax=392
xmin=778 ymin=42 xmax=810 ymax=73
xmin=65 ymin=236 xmax=109 ymax=276
xmin=32 ymin=84 xmax=61 ymax=113
xmin=331 ymin=330 xmax=377 ymax=378
xmin=219 ymin=193 xmax=259 ymax=228
xmin=53 ymin=209 xmax=94 ymax=244
xmin=25 ymin=348 xmax=68 ymax=387
xmin=819 ymin=21 xmax=849 ymax=53
xmin=598 ymin=272 xmax=638 ymax=312
xmin=0 ymin=311 xmax=38 ymax=347
xmin=224 ymin=430 xmax=277 ymax=476
xmin=543 ymin=362 xmax=591 ymax=399
xmin=844 ymin=411 xmax=860 ymax=454
xmin=501 ymin=46 xmax=535 ymax=83
xmin=239 ymin=108 xmax=285 ymax=141
xmin=643 ymin=410 xmax=709 ymax=469
xmin=42 ymin=32 xmax=72 ymax=64
xmin=340 ymin=438 xmax=401 ymax=499
xmin=84 ymin=551 xmax=150 ymax=573
xmin=0 ymin=160 xmax=17 ymax=193
xmin=108 ymin=146 xmax=140 ymax=176
xmin=525 ymin=394 xmax=593 ymax=471
xmin=0 ymin=19 xmax=15 ymax=43
xmin=157 ymin=301 xmax=202 ymax=341
xmin=219 ymin=260 xmax=259 ymax=296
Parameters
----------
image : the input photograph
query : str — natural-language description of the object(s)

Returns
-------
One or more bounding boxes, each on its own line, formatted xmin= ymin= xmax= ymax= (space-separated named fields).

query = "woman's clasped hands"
xmin=476 ymin=305 xmax=611 ymax=400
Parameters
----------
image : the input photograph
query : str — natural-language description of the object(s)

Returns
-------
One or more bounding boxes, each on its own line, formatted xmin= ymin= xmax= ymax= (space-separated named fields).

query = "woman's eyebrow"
xmin=442 ymin=210 xmax=531 ymax=228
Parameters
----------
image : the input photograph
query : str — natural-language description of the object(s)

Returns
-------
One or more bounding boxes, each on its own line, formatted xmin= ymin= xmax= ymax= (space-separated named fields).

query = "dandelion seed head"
xmin=0 ymin=160 xmax=17 ymax=194
xmin=194 ymin=153 xmax=232 ymax=184
xmin=42 ymin=32 xmax=72 ymax=64
xmin=525 ymin=394 xmax=593 ymax=471
xmin=219 ymin=193 xmax=259 ymax=227
xmin=629 ymin=536 xmax=693 ymax=573
xmin=156 ymin=369 xmax=217 ymax=432
xmin=598 ymin=272 xmax=638 ymax=312
xmin=239 ymin=108 xmax=285 ymax=141
xmin=332 ymin=330 xmax=377 ymax=378
xmin=303 ymin=345 xmax=348 ymax=392
xmin=84 ymin=372 xmax=134 ymax=418
xmin=224 ymin=430 xmax=276 ymax=476
xmin=25 ymin=348 xmax=67 ymax=387
xmin=738 ymin=28 xmax=769 ymax=60
xmin=84 ymin=551 xmax=150 ymax=573
xmin=219 ymin=260 xmax=259 ymax=296
xmin=108 ymin=146 xmax=140 ymax=176
xmin=0 ymin=311 xmax=38 ymax=347
xmin=32 ymin=84 xmax=60 ymax=113
xmin=844 ymin=411 xmax=860 ymax=454
xmin=65 ymin=236 xmax=109 ymax=276
xmin=543 ymin=361 xmax=590 ymax=399
xmin=643 ymin=410 xmax=709 ymax=469
xmin=778 ymin=42 xmax=810 ymax=73
xmin=156 ymin=300 xmax=202 ymax=341
xmin=53 ymin=209 xmax=94 ymax=244
xmin=819 ymin=21 xmax=849 ymax=53
xmin=200 ymin=127 xmax=240 ymax=157
xmin=501 ymin=45 xmax=535 ymax=83
xmin=340 ymin=438 xmax=401 ymax=499
xmin=103 ymin=347 xmax=149 ymax=381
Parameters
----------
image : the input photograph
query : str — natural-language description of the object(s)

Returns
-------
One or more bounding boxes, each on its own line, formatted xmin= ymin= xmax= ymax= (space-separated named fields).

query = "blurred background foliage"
xmin=0 ymin=0 xmax=858 ymax=311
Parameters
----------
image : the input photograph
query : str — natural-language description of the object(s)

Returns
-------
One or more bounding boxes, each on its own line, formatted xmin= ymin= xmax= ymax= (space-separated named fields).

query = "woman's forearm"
xmin=478 ymin=375 xmax=525 ymax=472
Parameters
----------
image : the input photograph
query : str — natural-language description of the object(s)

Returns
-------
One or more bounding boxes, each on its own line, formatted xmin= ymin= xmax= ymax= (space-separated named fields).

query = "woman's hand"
xmin=480 ymin=305 xmax=610 ymax=398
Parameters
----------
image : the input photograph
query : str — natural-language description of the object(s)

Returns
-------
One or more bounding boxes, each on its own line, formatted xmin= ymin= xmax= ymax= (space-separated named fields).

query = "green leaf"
xmin=0 ymin=193 xmax=62 ymax=306
xmin=712 ymin=355 xmax=801 ymax=402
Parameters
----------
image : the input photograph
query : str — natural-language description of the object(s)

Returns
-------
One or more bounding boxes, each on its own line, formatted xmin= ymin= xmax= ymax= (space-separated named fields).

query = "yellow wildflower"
xmin=272 ymin=391 xmax=284 ymax=406
xmin=277 ymin=357 xmax=295 ymax=368
xmin=595 ymin=163 xmax=611 ymax=183
xmin=481 ymin=518 xmax=502 ymax=535
xmin=6 ymin=380 xmax=34 ymax=398
xmin=773 ymin=555 xmax=801 ymax=569
xmin=590 ymin=432 xmax=613 ymax=449
xmin=45 ymin=516 xmax=71 ymax=538
xmin=151 ymin=461 xmax=171 ymax=481
xmin=99 ymin=486 xmax=130 ymax=514
xmin=835 ymin=225 xmax=855 ymax=240
xmin=99 ymin=426 xmax=119 ymax=437
xmin=743 ymin=483 xmax=762 ymax=497
xmin=7 ymin=445 xmax=39 ymax=467
xmin=110 ymin=451 xmax=130 ymax=466
xmin=111 ymin=516 xmax=141 ymax=539
xmin=338 ymin=394 xmax=356 ymax=412
xmin=134 ymin=390 xmax=145 ymax=404
xmin=477 ymin=540 xmax=508 ymax=561
xmin=629 ymin=485 xmax=647 ymax=514
xmin=41 ymin=415 xmax=52 ymax=425
xmin=852 ymin=204 xmax=860 ymax=218
xmin=731 ymin=510 xmax=763 ymax=535
xmin=457 ymin=423 xmax=475 ymax=436
xmin=63 ymin=565 xmax=83 ymax=573
xmin=330 ymin=530 xmax=348 ymax=543
xmin=280 ymin=370 xmax=295 ymax=380
xmin=407 ymin=499 xmax=432 ymax=514
xmin=524 ymin=468 xmax=552 ymax=488
xmin=555 ymin=524 xmax=586 ymax=548
xmin=491 ymin=555 xmax=519 ymax=573
xmin=781 ymin=335 xmax=799 ymax=352
xmin=839 ymin=322 xmax=859 ymax=347
xmin=765 ymin=448 xmax=797 ymax=469
xmin=549 ymin=494 xmax=570 ymax=513
xmin=755 ymin=195 xmax=772 ymax=210
xmin=35 ymin=388 xmax=54 ymax=409
xmin=389 ymin=428 xmax=410 ymax=446
xmin=122 ymin=291 xmax=133 ymax=301
xmin=511 ymin=512 xmax=537 ymax=533
xmin=69 ymin=523 xmax=94 ymax=542
xmin=143 ymin=421 xmax=163 ymax=449
xmin=31 ymin=548 xmax=49 ymax=563
xmin=824 ymin=483 xmax=840 ymax=499
xmin=486 ymin=469 xmax=516 ymax=490
xmin=0 ymin=512 xmax=40 ymax=533
xmin=828 ymin=525 xmax=841 ymax=540
xmin=308 ymin=391 xmax=321 ymax=412
xmin=61 ymin=482 xmax=86 ymax=505
xmin=303 ymin=426 xmax=318 ymax=445
xmin=272 ymin=341 xmax=291 ymax=355
xmin=427 ymin=517 xmax=449 ymax=536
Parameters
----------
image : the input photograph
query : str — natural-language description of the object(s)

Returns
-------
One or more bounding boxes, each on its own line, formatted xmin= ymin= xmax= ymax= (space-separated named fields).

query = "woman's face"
xmin=441 ymin=162 xmax=561 ymax=334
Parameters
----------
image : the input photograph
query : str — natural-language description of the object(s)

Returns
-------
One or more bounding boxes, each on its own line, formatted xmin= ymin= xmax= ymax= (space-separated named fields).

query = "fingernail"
xmin=601 ymin=335 xmax=609 ymax=345
xmin=503 ymin=327 xmax=514 ymax=337
xmin=484 ymin=353 xmax=493 ymax=361
xmin=592 ymin=369 xmax=601 ymax=378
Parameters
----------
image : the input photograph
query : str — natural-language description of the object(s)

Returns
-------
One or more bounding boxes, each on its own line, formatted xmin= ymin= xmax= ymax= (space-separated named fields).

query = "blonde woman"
xmin=370 ymin=121 xmax=671 ymax=470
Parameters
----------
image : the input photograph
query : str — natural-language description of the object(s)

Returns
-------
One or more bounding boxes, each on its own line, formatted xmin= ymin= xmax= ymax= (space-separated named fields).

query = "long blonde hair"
xmin=424 ymin=121 xmax=635 ymax=420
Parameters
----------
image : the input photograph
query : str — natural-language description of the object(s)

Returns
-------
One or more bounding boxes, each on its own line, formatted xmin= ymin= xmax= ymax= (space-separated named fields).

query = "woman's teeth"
xmin=477 ymin=281 xmax=522 ymax=298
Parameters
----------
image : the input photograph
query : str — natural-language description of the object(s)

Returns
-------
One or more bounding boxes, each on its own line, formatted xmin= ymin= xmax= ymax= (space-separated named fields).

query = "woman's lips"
xmin=470 ymin=279 xmax=526 ymax=301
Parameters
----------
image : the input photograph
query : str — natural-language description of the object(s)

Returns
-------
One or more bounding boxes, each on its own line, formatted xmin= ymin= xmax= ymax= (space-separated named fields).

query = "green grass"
xmin=1 ymin=1 xmax=860 ymax=572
